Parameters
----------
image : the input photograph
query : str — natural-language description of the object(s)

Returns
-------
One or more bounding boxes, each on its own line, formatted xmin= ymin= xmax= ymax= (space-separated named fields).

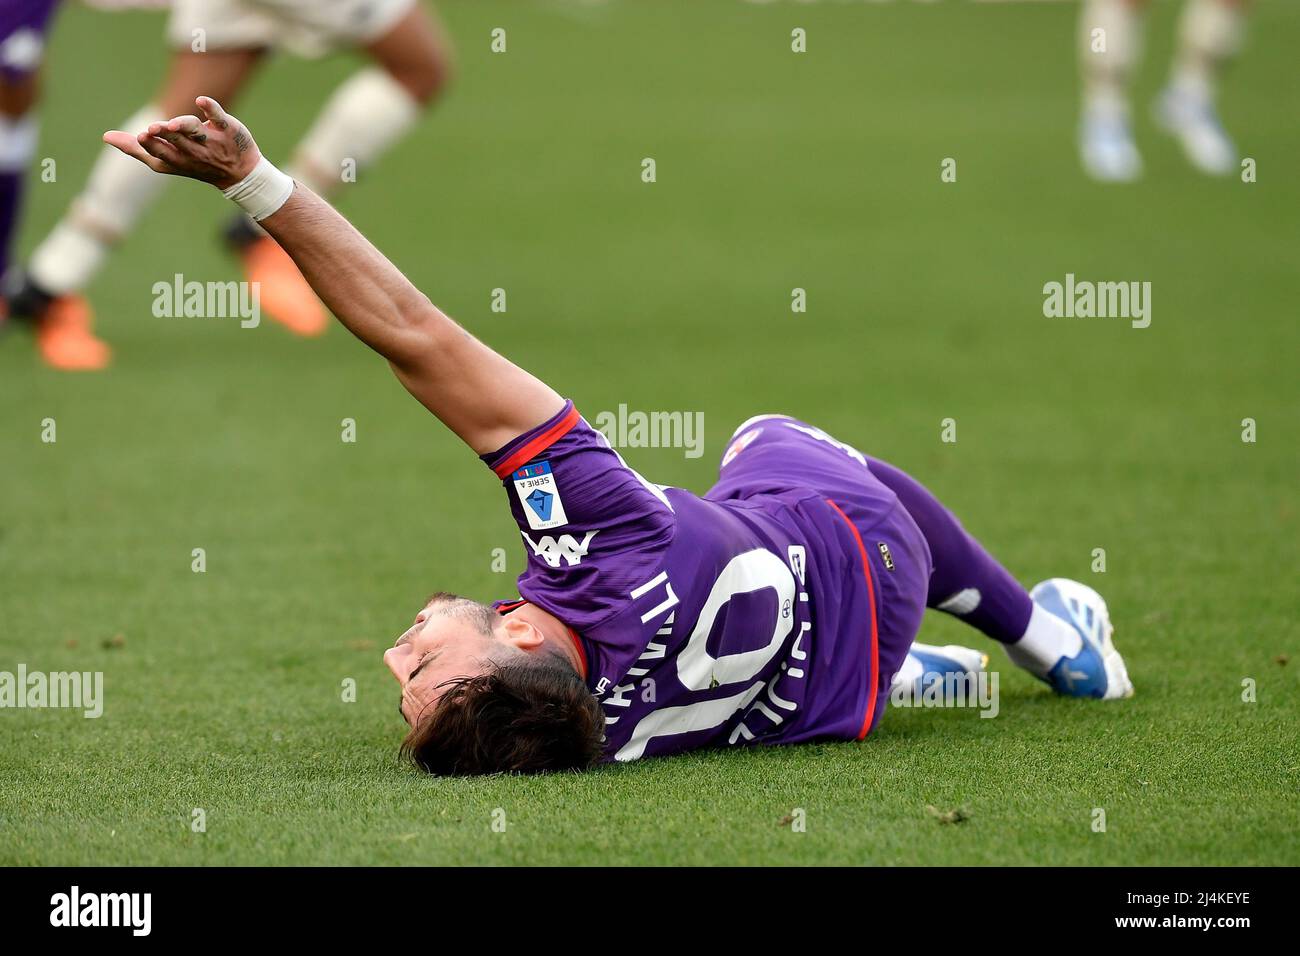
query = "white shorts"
xmin=167 ymin=0 xmax=415 ymax=57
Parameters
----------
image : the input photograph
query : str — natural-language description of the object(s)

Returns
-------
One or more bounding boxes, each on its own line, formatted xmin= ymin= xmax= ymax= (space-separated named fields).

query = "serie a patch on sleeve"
xmin=512 ymin=461 xmax=568 ymax=530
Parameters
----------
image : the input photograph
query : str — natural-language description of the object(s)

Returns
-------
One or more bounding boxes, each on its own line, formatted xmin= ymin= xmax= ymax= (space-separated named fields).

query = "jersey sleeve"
xmin=481 ymin=400 xmax=676 ymax=633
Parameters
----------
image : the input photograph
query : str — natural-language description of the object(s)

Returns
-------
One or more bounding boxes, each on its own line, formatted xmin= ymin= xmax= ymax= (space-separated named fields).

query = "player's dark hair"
xmin=400 ymin=659 xmax=605 ymax=775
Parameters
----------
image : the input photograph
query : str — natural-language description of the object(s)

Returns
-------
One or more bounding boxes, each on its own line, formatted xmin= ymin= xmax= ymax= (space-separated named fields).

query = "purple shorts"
xmin=707 ymin=415 xmax=932 ymax=731
xmin=1 ymin=0 xmax=61 ymax=81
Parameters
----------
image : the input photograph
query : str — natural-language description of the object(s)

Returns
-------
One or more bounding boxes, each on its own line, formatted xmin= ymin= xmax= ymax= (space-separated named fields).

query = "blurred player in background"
xmin=6 ymin=0 xmax=453 ymax=369
xmin=1079 ymin=0 xmax=1250 ymax=182
xmin=0 ymin=1 xmax=63 ymax=329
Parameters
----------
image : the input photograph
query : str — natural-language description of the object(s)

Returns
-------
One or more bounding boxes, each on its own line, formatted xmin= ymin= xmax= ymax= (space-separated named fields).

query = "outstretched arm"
xmin=104 ymin=97 xmax=562 ymax=454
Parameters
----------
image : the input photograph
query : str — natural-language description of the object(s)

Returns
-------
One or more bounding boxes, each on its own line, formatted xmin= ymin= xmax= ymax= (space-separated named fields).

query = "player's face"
xmin=384 ymin=594 xmax=512 ymax=726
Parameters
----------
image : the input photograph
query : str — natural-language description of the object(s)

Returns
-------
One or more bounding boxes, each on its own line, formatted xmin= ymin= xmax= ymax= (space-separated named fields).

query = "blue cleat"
xmin=892 ymin=642 xmax=988 ymax=703
xmin=1030 ymin=578 xmax=1134 ymax=700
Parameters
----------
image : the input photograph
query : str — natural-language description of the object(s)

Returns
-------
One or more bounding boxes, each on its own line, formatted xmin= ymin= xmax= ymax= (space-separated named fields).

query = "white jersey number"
xmin=616 ymin=549 xmax=797 ymax=762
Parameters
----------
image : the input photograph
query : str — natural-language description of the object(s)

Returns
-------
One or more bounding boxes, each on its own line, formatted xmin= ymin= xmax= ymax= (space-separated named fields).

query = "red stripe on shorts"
xmin=826 ymin=499 xmax=880 ymax=740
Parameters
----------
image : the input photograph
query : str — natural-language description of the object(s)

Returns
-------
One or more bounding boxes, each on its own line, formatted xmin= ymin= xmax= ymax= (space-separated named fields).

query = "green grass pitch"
xmin=1 ymin=0 xmax=1296 ymax=866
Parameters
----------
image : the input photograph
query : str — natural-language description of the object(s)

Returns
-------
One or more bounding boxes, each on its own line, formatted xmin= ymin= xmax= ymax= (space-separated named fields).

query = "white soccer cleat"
xmin=1029 ymin=578 xmax=1134 ymax=700
xmin=892 ymin=642 xmax=989 ymax=700
xmin=1153 ymin=86 xmax=1237 ymax=176
xmin=1080 ymin=110 xmax=1143 ymax=183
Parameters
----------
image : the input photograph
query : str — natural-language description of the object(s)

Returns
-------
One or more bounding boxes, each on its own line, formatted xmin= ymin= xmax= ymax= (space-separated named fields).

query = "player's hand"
xmin=102 ymin=96 xmax=261 ymax=190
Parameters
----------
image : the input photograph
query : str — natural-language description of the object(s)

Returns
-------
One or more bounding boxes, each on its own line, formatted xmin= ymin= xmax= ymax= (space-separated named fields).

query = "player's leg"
xmin=289 ymin=1 xmax=451 ymax=199
xmin=1078 ymin=0 xmax=1147 ymax=182
xmin=9 ymin=31 xmax=264 ymax=368
xmin=0 ymin=0 xmax=62 ymax=325
xmin=1154 ymin=0 xmax=1248 ymax=175
xmin=0 ymin=71 xmax=40 ymax=320
xmin=866 ymin=456 xmax=1134 ymax=700
xmin=224 ymin=1 xmax=453 ymax=336
xmin=715 ymin=417 xmax=998 ymax=716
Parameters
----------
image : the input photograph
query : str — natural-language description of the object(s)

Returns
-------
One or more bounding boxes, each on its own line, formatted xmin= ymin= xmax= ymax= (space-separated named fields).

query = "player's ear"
xmin=498 ymin=615 xmax=545 ymax=651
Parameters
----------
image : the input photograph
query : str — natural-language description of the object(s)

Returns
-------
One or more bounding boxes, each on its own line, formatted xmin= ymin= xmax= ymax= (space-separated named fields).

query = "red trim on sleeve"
xmin=826 ymin=499 xmax=880 ymax=741
xmin=492 ymin=405 xmax=582 ymax=479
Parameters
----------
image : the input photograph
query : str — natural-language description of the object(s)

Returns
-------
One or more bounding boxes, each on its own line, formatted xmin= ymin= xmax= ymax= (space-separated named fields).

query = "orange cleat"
xmin=36 ymin=296 xmax=112 ymax=371
xmin=240 ymin=236 xmax=328 ymax=337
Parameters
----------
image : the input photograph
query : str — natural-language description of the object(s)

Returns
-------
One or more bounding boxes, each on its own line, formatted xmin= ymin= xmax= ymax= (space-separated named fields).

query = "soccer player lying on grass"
xmin=105 ymin=99 xmax=1135 ymax=775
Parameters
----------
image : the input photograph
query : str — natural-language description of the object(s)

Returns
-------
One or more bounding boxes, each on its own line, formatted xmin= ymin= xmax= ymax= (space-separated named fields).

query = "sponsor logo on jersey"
xmin=512 ymin=460 xmax=568 ymax=530
xmin=521 ymin=530 xmax=598 ymax=568
xmin=877 ymin=541 xmax=895 ymax=571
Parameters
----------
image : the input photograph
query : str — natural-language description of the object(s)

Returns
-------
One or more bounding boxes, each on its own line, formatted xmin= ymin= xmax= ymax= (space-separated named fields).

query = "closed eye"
xmin=408 ymin=651 xmax=440 ymax=684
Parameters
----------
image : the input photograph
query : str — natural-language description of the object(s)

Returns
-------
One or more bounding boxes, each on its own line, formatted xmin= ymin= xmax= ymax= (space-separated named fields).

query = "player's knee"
xmin=385 ymin=48 xmax=452 ymax=106
xmin=370 ymin=6 xmax=455 ymax=106
xmin=0 ymin=74 xmax=41 ymax=117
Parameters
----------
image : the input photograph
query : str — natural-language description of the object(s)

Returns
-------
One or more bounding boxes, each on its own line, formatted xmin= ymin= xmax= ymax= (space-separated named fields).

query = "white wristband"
xmin=221 ymin=156 xmax=295 ymax=221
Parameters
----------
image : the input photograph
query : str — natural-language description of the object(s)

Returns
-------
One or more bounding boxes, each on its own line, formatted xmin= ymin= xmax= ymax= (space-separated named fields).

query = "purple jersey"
xmin=485 ymin=402 xmax=932 ymax=762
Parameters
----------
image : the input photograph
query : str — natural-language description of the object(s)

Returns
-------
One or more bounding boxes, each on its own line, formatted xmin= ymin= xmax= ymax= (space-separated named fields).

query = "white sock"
xmin=1171 ymin=0 xmax=1245 ymax=103
xmin=288 ymin=67 xmax=421 ymax=198
xmin=1006 ymin=602 xmax=1082 ymax=677
xmin=28 ymin=104 xmax=168 ymax=295
xmin=1079 ymin=0 xmax=1143 ymax=119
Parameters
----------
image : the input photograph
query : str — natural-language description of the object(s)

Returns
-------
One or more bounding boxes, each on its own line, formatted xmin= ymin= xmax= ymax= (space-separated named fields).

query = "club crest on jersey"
xmin=512 ymin=461 xmax=568 ymax=530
